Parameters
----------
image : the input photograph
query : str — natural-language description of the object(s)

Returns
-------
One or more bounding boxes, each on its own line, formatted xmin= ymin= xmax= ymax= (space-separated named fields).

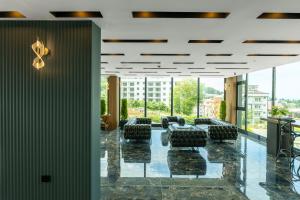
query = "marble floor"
xmin=100 ymin=128 xmax=300 ymax=200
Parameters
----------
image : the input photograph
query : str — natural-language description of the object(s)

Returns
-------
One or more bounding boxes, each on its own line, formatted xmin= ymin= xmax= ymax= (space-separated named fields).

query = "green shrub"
xmin=271 ymin=106 xmax=289 ymax=117
xmin=100 ymin=99 xmax=106 ymax=116
xmin=121 ymin=99 xmax=128 ymax=120
xmin=219 ymin=100 xmax=226 ymax=121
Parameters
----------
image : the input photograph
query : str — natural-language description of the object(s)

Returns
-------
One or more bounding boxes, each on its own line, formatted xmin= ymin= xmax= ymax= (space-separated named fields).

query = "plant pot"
xmin=119 ymin=119 xmax=128 ymax=130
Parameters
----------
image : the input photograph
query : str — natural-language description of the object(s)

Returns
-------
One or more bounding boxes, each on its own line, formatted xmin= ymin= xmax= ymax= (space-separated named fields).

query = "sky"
xmin=249 ymin=61 xmax=300 ymax=100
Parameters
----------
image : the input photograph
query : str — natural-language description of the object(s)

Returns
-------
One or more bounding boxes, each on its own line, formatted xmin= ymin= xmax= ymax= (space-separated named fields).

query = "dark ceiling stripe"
xmin=101 ymin=53 xmax=125 ymax=56
xmin=216 ymin=67 xmax=250 ymax=69
xmin=141 ymin=53 xmax=190 ymax=56
xmin=129 ymin=71 xmax=157 ymax=73
xmin=101 ymin=62 xmax=108 ymax=64
xmin=258 ymin=13 xmax=300 ymax=19
xmin=173 ymin=62 xmax=194 ymax=64
xmin=103 ymin=39 xmax=167 ymax=43
xmin=207 ymin=62 xmax=247 ymax=64
xmin=206 ymin=54 xmax=232 ymax=56
xmin=191 ymin=72 xmax=220 ymax=74
xmin=132 ymin=11 xmax=229 ymax=18
xmin=243 ymin=40 xmax=300 ymax=44
xmin=116 ymin=67 xmax=133 ymax=69
xmin=143 ymin=67 xmax=177 ymax=69
xmin=50 ymin=11 xmax=103 ymax=18
xmin=188 ymin=40 xmax=223 ymax=43
xmin=0 ymin=11 xmax=25 ymax=18
xmin=121 ymin=62 xmax=161 ymax=64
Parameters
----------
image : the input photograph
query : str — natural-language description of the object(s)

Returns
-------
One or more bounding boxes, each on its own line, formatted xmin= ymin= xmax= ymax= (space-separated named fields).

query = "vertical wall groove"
xmin=0 ymin=21 xmax=100 ymax=200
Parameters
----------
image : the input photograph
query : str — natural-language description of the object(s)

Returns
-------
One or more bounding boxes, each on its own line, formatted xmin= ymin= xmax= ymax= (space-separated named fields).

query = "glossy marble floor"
xmin=100 ymin=128 xmax=300 ymax=200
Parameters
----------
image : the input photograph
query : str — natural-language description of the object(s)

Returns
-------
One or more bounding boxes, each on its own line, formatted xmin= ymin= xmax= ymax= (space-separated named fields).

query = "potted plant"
xmin=271 ymin=106 xmax=289 ymax=117
xmin=120 ymin=99 xmax=128 ymax=130
xmin=100 ymin=99 xmax=106 ymax=116
xmin=219 ymin=100 xmax=226 ymax=121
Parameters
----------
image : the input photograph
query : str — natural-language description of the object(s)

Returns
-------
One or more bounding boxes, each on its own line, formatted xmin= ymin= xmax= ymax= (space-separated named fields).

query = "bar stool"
xmin=276 ymin=118 xmax=294 ymax=161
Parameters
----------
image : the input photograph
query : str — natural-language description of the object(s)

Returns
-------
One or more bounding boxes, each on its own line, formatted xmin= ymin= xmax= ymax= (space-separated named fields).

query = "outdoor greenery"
xmin=121 ymin=99 xmax=128 ymax=120
xmin=271 ymin=106 xmax=289 ymax=117
xmin=122 ymin=79 xmax=223 ymax=124
xmin=101 ymin=99 xmax=106 ymax=116
xmin=219 ymin=100 xmax=226 ymax=121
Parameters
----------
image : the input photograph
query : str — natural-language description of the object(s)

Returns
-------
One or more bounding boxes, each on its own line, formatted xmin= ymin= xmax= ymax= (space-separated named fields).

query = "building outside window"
xmin=121 ymin=77 xmax=145 ymax=118
xmin=276 ymin=63 xmax=300 ymax=148
xmin=146 ymin=77 xmax=171 ymax=123
xmin=246 ymin=68 xmax=272 ymax=137
xmin=200 ymin=78 xmax=224 ymax=119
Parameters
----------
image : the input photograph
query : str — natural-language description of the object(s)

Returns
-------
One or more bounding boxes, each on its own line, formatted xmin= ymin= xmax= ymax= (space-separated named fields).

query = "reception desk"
xmin=261 ymin=117 xmax=294 ymax=157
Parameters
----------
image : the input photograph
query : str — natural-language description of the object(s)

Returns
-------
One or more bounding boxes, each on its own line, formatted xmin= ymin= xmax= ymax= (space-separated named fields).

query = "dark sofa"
xmin=161 ymin=116 xmax=185 ymax=129
xmin=124 ymin=118 xmax=152 ymax=140
xmin=168 ymin=125 xmax=207 ymax=147
xmin=194 ymin=118 xmax=238 ymax=141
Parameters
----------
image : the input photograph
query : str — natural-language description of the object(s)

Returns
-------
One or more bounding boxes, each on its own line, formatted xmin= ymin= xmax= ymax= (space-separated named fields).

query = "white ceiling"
xmin=3 ymin=0 xmax=300 ymax=78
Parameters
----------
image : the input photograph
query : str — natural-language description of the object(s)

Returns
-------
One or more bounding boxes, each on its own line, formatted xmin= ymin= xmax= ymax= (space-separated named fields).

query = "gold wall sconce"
xmin=32 ymin=38 xmax=49 ymax=70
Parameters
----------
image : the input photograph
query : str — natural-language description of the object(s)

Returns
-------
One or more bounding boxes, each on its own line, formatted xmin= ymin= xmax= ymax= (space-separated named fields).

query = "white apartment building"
xmin=121 ymin=78 xmax=171 ymax=105
xmin=247 ymin=85 xmax=270 ymax=122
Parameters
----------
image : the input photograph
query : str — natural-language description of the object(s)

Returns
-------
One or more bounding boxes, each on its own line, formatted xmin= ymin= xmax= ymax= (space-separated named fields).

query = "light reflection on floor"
xmin=100 ymin=129 xmax=300 ymax=200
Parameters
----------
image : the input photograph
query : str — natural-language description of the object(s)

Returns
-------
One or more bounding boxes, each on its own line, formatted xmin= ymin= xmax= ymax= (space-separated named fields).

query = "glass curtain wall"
xmin=246 ymin=69 xmax=272 ymax=137
xmin=200 ymin=78 xmax=224 ymax=118
xmin=146 ymin=77 xmax=171 ymax=123
xmin=100 ymin=75 xmax=108 ymax=115
xmin=276 ymin=63 xmax=300 ymax=148
xmin=120 ymin=77 xmax=145 ymax=118
xmin=173 ymin=77 xmax=198 ymax=124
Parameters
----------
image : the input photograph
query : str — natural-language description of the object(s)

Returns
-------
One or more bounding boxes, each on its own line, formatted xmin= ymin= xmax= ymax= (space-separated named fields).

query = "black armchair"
xmin=161 ymin=116 xmax=185 ymax=129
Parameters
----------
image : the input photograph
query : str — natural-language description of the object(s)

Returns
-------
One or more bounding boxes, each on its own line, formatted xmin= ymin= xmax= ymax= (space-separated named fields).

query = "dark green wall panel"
xmin=0 ymin=21 xmax=100 ymax=200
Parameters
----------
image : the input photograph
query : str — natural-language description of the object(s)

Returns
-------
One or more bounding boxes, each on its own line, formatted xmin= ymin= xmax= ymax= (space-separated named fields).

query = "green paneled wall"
xmin=0 ymin=21 xmax=100 ymax=200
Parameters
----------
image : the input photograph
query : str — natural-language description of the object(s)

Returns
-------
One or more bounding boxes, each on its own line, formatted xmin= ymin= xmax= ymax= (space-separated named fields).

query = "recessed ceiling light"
xmin=132 ymin=11 xmax=229 ymax=18
xmin=101 ymin=53 xmax=125 ymax=56
xmin=50 ymin=11 xmax=103 ymax=18
xmin=207 ymin=62 xmax=247 ymax=64
xmin=206 ymin=54 xmax=232 ymax=56
xmin=103 ymin=39 xmax=167 ymax=43
xmin=243 ymin=40 xmax=300 ymax=44
xmin=141 ymin=53 xmax=190 ymax=56
xmin=173 ymin=62 xmax=194 ymax=64
xmin=258 ymin=13 xmax=300 ymax=19
xmin=0 ymin=11 xmax=25 ymax=18
xmin=247 ymin=54 xmax=298 ymax=57
xmin=188 ymin=40 xmax=223 ymax=43
xmin=121 ymin=62 xmax=161 ymax=64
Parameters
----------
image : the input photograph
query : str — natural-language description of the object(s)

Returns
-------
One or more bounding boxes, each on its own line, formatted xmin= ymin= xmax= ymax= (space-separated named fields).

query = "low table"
xmin=168 ymin=124 xmax=207 ymax=147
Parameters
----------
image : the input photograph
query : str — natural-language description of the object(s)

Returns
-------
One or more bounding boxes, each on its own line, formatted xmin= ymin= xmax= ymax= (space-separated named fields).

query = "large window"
xmin=247 ymin=69 xmax=272 ymax=137
xmin=173 ymin=78 xmax=198 ymax=124
xmin=100 ymin=75 xmax=108 ymax=115
xmin=276 ymin=63 xmax=300 ymax=148
xmin=120 ymin=77 xmax=145 ymax=118
xmin=146 ymin=78 xmax=171 ymax=123
xmin=200 ymin=78 xmax=224 ymax=118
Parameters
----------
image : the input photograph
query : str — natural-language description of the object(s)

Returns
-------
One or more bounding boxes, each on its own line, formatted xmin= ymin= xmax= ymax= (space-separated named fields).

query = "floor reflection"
xmin=100 ymin=129 xmax=300 ymax=200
